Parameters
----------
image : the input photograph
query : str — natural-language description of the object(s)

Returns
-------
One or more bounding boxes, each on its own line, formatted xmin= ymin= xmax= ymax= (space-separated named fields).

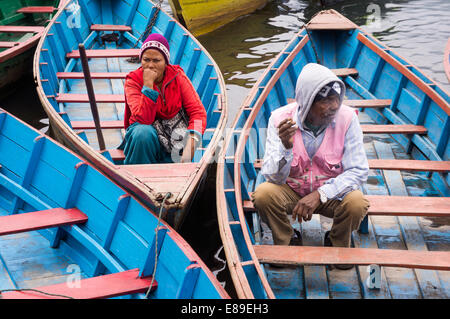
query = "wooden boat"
xmin=0 ymin=0 xmax=65 ymax=95
xmin=0 ymin=108 xmax=229 ymax=299
xmin=168 ymin=0 xmax=269 ymax=37
xmin=34 ymin=0 xmax=227 ymax=230
xmin=445 ymin=38 xmax=450 ymax=82
xmin=216 ymin=10 xmax=450 ymax=299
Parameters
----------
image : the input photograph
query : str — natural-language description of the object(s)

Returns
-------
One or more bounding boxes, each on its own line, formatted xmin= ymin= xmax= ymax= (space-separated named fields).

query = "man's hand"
xmin=277 ymin=118 xmax=297 ymax=149
xmin=143 ymin=67 xmax=159 ymax=88
xmin=292 ymin=190 xmax=321 ymax=223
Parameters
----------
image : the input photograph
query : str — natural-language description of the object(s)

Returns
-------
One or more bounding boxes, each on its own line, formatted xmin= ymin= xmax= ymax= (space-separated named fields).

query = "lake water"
xmin=1 ymin=0 xmax=449 ymax=297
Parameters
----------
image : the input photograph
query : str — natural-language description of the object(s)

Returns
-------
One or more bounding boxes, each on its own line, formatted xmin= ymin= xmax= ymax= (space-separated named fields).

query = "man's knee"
xmin=341 ymin=190 xmax=369 ymax=219
xmin=251 ymin=182 xmax=280 ymax=209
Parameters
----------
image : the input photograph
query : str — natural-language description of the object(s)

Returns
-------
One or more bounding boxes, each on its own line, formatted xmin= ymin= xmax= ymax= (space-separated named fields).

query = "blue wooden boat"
xmin=0 ymin=108 xmax=229 ymax=299
xmin=34 ymin=0 xmax=227 ymax=230
xmin=216 ymin=10 xmax=450 ymax=299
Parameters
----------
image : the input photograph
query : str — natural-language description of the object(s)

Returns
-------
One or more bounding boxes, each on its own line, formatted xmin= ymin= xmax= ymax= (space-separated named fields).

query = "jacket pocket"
xmin=321 ymin=152 xmax=344 ymax=176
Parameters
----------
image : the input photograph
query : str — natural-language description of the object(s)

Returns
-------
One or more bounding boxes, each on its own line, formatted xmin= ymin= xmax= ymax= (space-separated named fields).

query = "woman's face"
xmin=141 ymin=49 xmax=166 ymax=83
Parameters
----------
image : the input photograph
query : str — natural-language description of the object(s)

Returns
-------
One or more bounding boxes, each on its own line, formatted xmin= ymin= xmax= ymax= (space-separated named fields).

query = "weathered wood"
xmin=0 ymin=42 xmax=19 ymax=48
xmin=254 ymin=245 xmax=450 ymax=270
xmin=331 ymin=68 xmax=359 ymax=77
xmin=0 ymin=208 xmax=87 ymax=236
xmin=56 ymin=94 xmax=125 ymax=103
xmin=57 ymin=72 xmax=127 ymax=79
xmin=0 ymin=26 xmax=44 ymax=33
xmin=361 ymin=124 xmax=427 ymax=134
xmin=0 ymin=268 xmax=157 ymax=299
xmin=66 ymin=49 xmax=139 ymax=59
xmin=344 ymin=99 xmax=391 ymax=108
xmin=71 ymin=120 xmax=124 ymax=130
xmin=243 ymin=195 xmax=450 ymax=217
xmin=16 ymin=6 xmax=57 ymax=13
xmin=90 ymin=24 xmax=132 ymax=32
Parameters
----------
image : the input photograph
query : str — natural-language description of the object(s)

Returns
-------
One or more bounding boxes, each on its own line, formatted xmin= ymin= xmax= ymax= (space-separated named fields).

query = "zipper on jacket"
xmin=161 ymin=71 xmax=180 ymax=105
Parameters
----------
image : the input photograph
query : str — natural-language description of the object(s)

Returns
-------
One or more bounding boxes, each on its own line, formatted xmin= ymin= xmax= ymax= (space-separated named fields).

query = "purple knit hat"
xmin=139 ymin=33 xmax=170 ymax=64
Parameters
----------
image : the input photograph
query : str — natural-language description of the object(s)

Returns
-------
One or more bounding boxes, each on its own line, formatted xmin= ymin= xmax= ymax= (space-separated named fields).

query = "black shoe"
xmin=289 ymin=229 xmax=303 ymax=246
xmin=323 ymin=231 xmax=354 ymax=270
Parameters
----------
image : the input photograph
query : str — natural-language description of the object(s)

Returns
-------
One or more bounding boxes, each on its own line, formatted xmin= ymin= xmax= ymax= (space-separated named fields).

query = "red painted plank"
xmin=66 ymin=49 xmax=139 ymax=59
xmin=17 ymin=6 xmax=56 ymax=13
xmin=331 ymin=68 xmax=359 ymax=77
xmin=254 ymin=245 xmax=450 ymax=270
xmin=0 ymin=208 xmax=87 ymax=236
xmin=243 ymin=195 xmax=450 ymax=217
xmin=0 ymin=269 xmax=157 ymax=299
xmin=344 ymin=99 xmax=391 ymax=108
xmin=90 ymin=24 xmax=132 ymax=32
xmin=0 ymin=42 xmax=19 ymax=48
xmin=71 ymin=120 xmax=124 ymax=129
xmin=57 ymin=72 xmax=127 ymax=79
xmin=103 ymin=149 xmax=125 ymax=161
xmin=56 ymin=93 xmax=125 ymax=103
xmin=361 ymin=124 xmax=427 ymax=134
xmin=0 ymin=25 xmax=44 ymax=33
xmin=254 ymin=158 xmax=450 ymax=172
xmin=368 ymin=159 xmax=450 ymax=172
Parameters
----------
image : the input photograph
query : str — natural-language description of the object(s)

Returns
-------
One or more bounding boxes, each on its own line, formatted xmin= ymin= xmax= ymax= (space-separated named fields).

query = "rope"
xmin=128 ymin=0 xmax=165 ymax=63
xmin=0 ymin=288 xmax=74 ymax=299
xmin=144 ymin=191 xmax=172 ymax=298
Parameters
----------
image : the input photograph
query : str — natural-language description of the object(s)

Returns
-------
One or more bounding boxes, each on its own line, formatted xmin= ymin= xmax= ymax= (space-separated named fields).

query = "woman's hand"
xmin=143 ymin=67 xmax=159 ymax=89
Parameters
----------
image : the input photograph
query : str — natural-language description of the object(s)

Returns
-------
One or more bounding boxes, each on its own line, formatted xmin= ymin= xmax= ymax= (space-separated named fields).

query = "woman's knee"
xmin=131 ymin=124 xmax=158 ymax=143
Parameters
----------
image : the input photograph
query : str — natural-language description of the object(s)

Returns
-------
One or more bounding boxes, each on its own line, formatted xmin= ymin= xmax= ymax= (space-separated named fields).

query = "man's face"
xmin=306 ymin=94 xmax=340 ymax=127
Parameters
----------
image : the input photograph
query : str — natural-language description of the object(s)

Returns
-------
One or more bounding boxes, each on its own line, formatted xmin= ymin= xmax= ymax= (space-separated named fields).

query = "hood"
xmin=294 ymin=63 xmax=346 ymax=129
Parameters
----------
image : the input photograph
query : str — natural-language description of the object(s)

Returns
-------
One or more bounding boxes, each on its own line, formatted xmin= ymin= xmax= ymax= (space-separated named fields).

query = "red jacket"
xmin=124 ymin=64 xmax=207 ymax=134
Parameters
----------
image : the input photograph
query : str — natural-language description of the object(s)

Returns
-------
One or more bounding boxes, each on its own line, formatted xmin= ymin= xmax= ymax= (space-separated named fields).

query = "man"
xmin=251 ymin=63 xmax=369 ymax=270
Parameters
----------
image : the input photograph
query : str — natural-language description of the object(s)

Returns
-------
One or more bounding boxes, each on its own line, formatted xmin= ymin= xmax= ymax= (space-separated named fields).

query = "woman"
xmin=120 ymin=33 xmax=207 ymax=164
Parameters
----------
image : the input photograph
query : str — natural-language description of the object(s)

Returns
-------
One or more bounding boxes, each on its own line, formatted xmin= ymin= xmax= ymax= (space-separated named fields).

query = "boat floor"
xmin=256 ymin=111 xmax=450 ymax=299
xmin=0 ymin=209 xmax=87 ymax=292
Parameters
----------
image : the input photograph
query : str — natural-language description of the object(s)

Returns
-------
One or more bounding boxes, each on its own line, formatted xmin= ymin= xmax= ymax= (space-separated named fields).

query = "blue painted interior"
xmin=0 ymin=110 xmax=225 ymax=298
xmin=219 ymin=25 xmax=450 ymax=299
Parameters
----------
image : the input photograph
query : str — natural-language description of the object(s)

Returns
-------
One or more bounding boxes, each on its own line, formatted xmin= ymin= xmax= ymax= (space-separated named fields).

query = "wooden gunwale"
xmin=33 ymin=0 xmax=227 ymax=221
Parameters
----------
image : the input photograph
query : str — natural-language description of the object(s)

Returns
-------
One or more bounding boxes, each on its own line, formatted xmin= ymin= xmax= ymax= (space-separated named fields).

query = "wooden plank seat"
xmin=0 ymin=26 xmax=44 ymax=33
xmin=66 ymin=49 xmax=139 ymax=59
xmin=243 ymin=195 xmax=450 ymax=217
xmin=56 ymin=94 xmax=125 ymax=103
xmin=57 ymin=72 xmax=127 ymax=79
xmin=331 ymin=68 xmax=359 ymax=77
xmin=103 ymin=149 xmax=125 ymax=161
xmin=16 ymin=6 xmax=57 ymax=13
xmin=0 ymin=42 xmax=19 ymax=48
xmin=344 ymin=99 xmax=392 ymax=108
xmin=0 ymin=268 xmax=157 ymax=299
xmin=254 ymin=245 xmax=450 ymax=270
xmin=361 ymin=124 xmax=427 ymax=134
xmin=90 ymin=24 xmax=132 ymax=32
xmin=253 ymin=158 xmax=449 ymax=172
xmin=70 ymin=120 xmax=124 ymax=130
xmin=0 ymin=208 xmax=87 ymax=236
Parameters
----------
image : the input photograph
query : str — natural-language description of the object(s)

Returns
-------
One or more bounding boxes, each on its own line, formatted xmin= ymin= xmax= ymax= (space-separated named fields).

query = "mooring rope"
xmin=145 ymin=191 xmax=172 ymax=298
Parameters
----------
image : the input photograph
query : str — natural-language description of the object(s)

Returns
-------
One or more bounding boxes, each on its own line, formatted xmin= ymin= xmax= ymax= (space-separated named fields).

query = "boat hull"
xmin=217 ymin=10 xmax=450 ymax=299
xmin=0 ymin=108 xmax=229 ymax=299
xmin=169 ymin=0 xmax=268 ymax=36
xmin=34 ymin=0 xmax=227 ymax=230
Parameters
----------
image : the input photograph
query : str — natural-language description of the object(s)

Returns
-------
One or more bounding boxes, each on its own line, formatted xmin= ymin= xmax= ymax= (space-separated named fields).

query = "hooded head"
xmin=294 ymin=63 xmax=346 ymax=129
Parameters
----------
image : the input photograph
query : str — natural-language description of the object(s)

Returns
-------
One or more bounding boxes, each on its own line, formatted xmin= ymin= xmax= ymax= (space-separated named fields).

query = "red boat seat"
xmin=0 ymin=208 xmax=87 ymax=236
xmin=344 ymin=99 xmax=391 ymax=108
xmin=90 ymin=24 xmax=132 ymax=32
xmin=70 ymin=120 xmax=124 ymax=130
xmin=360 ymin=124 xmax=427 ymax=134
xmin=66 ymin=49 xmax=139 ymax=59
xmin=331 ymin=68 xmax=359 ymax=77
xmin=16 ymin=6 xmax=57 ymax=14
xmin=0 ymin=268 xmax=157 ymax=299
xmin=56 ymin=94 xmax=125 ymax=103
xmin=243 ymin=195 xmax=450 ymax=217
xmin=0 ymin=41 xmax=19 ymax=48
xmin=0 ymin=26 xmax=44 ymax=33
xmin=57 ymin=72 xmax=127 ymax=79
xmin=254 ymin=245 xmax=450 ymax=270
